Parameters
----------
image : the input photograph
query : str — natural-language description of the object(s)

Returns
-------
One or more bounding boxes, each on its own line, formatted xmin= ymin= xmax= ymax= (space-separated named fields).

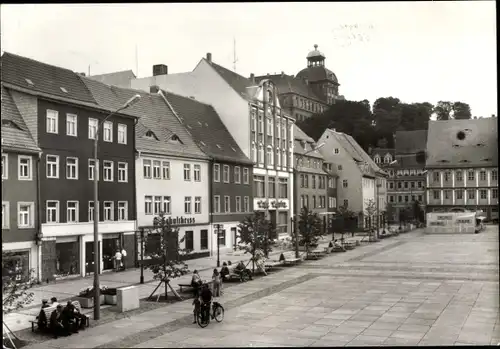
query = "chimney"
xmin=150 ymin=85 xmax=160 ymax=94
xmin=206 ymin=52 xmax=212 ymax=63
xmin=153 ymin=64 xmax=168 ymax=76
xmin=305 ymin=78 xmax=309 ymax=85
xmin=281 ymin=71 xmax=284 ymax=77
xmin=79 ymin=72 xmax=86 ymax=77
xmin=250 ymin=73 xmax=255 ymax=83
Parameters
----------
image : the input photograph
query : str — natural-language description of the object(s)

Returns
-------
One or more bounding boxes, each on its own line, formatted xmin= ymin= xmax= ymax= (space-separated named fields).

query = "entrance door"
xmin=231 ymin=227 xmax=237 ymax=250
xmin=85 ymin=241 xmax=100 ymax=275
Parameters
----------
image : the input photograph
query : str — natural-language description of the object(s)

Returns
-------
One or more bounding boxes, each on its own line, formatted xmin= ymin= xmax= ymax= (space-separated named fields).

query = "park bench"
xmin=178 ymin=279 xmax=213 ymax=294
xmin=279 ymin=251 xmax=302 ymax=265
xmin=264 ymin=259 xmax=282 ymax=271
xmin=30 ymin=300 xmax=88 ymax=333
xmin=306 ymin=247 xmax=327 ymax=260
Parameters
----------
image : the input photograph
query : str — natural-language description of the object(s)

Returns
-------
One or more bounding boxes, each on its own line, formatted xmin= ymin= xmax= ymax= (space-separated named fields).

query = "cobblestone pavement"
xmin=21 ymin=227 xmax=499 ymax=348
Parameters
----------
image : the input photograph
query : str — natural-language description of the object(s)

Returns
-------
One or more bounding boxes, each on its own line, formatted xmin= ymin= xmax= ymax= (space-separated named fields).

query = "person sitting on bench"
xmin=62 ymin=301 xmax=80 ymax=333
xmin=36 ymin=299 xmax=50 ymax=331
xmin=235 ymin=261 xmax=252 ymax=280
xmin=50 ymin=304 xmax=70 ymax=338
xmin=332 ymin=239 xmax=346 ymax=251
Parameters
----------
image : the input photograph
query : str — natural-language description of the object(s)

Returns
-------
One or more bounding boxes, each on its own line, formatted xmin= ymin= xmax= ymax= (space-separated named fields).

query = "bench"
xmin=279 ymin=251 xmax=302 ymax=265
xmin=30 ymin=300 xmax=89 ymax=333
xmin=178 ymin=279 xmax=213 ymax=293
xmin=264 ymin=259 xmax=282 ymax=270
xmin=307 ymin=248 xmax=326 ymax=260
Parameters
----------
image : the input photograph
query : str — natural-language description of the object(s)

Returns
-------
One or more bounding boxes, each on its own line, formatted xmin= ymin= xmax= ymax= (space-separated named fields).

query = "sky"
xmin=1 ymin=2 xmax=497 ymax=118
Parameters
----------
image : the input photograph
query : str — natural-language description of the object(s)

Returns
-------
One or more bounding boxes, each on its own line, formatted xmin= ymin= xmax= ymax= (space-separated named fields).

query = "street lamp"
xmin=93 ymin=94 xmax=141 ymax=320
xmin=214 ymin=224 xmax=224 ymax=267
xmin=292 ymin=142 xmax=325 ymax=258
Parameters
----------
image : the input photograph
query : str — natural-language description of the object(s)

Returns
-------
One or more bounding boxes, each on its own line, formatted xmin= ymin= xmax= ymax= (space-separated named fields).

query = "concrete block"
xmin=116 ymin=286 xmax=139 ymax=312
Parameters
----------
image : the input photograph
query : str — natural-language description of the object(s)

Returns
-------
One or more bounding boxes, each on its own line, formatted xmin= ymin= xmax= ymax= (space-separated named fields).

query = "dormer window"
xmin=384 ymin=154 xmax=392 ymax=163
xmin=216 ymin=144 xmax=222 ymax=149
xmin=476 ymin=143 xmax=485 ymax=147
xmin=230 ymin=146 xmax=236 ymax=152
xmin=482 ymin=158 xmax=492 ymax=162
xmin=374 ymin=155 xmax=381 ymax=164
xmin=169 ymin=134 xmax=183 ymax=144
xmin=200 ymin=141 xmax=206 ymax=147
xmin=60 ymin=87 xmax=68 ymax=93
xmin=197 ymin=121 xmax=202 ymax=126
xmin=145 ymin=130 xmax=158 ymax=140
xmin=452 ymin=144 xmax=460 ymax=148
xmin=25 ymin=78 xmax=34 ymax=86
xmin=459 ymin=159 xmax=469 ymax=163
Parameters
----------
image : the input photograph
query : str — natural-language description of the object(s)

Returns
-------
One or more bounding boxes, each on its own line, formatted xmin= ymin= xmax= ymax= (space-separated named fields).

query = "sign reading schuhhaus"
xmin=167 ymin=216 xmax=196 ymax=225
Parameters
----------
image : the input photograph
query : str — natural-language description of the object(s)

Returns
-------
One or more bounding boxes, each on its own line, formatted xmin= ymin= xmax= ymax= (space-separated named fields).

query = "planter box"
xmin=105 ymin=295 xmax=117 ymax=305
xmin=75 ymin=295 xmax=105 ymax=308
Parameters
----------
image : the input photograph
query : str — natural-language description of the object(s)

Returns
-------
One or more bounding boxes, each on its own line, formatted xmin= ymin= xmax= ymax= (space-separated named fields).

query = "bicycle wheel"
xmin=196 ymin=312 xmax=209 ymax=328
xmin=214 ymin=304 xmax=224 ymax=322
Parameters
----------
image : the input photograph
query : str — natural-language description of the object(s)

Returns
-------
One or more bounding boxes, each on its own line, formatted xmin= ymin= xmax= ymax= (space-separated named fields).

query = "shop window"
xmin=200 ymin=230 xmax=208 ymax=250
xmin=185 ymin=231 xmax=194 ymax=251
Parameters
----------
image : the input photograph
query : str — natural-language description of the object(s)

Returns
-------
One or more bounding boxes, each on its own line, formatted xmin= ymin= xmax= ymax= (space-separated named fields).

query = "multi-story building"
xmin=1 ymin=52 xmax=138 ymax=280
xmin=425 ymin=118 xmax=498 ymax=221
xmin=2 ymin=84 xmax=42 ymax=282
xmin=82 ymin=77 xmax=213 ymax=261
xmin=372 ymin=130 xmax=427 ymax=222
xmin=254 ymin=45 xmax=343 ymax=122
xmin=159 ymin=89 xmax=253 ymax=252
xmin=129 ymin=54 xmax=295 ymax=238
xmin=318 ymin=128 xmax=387 ymax=228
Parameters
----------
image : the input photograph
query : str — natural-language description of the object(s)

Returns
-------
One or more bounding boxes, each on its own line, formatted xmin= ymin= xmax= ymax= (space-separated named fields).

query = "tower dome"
xmin=296 ymin=44 xmax=338 ymax=84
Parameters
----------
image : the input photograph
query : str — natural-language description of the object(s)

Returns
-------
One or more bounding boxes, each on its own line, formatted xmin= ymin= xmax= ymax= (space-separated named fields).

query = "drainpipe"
xmin=36 ymin=151 xmax=43 ymax=283
xmin=208 ymin=157 xmax=214 ymax=258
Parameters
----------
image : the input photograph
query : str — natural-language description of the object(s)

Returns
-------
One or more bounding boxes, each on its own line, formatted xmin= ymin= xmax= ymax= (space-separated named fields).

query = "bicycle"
xmin=197 ymin=301 xmax=224 ymax=328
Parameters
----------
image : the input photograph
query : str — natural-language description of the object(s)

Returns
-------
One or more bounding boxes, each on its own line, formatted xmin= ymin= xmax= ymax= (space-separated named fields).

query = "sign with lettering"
xmin=437 ymin=215 xmax=453 ymax=220
xmin=166 ymin=216 xmax=195 ymax=226
xmin=257 ymin=200 xmax=269 ymax=209
xmin=271 ymin=200 xmax=288 ymax=209
xmin=429 ymin=221 xmax=446 ymax=226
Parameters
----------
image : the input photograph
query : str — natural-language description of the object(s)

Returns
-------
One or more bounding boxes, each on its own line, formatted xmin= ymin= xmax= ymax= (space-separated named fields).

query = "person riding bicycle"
xmin=199 ymin=284 xmax=213 ymax=322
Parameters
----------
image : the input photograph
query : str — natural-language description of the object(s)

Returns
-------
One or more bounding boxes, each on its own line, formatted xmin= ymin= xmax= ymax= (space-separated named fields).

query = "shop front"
xmin=55 ymin=237 xmax=80 ymax=277
xmin=2 ymin=249 xmax=30 ymax=283
xmin=102 ymin=233 xmax=121 ymax=271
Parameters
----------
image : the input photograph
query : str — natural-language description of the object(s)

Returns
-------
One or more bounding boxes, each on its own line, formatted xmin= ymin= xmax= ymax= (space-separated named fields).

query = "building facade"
xmin=2 ymin=52 xmax=138 ymax=280
xmin=425 ymin=118 xmax=498 ymax=221
xmin=2 ymin=84 xmax=42 ymax=282
xmin=129 ymin=54 xmax=295 ymax=238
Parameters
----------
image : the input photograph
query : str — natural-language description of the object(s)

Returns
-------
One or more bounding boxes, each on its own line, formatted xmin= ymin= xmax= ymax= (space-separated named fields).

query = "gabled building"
xmin=130 ymin=54 xmax=295 ymax=238
xmin=1 ymin=52 xmax=138 ymax=280
xmin=161 ymin=90 xmax=253 ymax=251
xmin=2 ymin=84 xmax=42 ymax=282
xmin=425 ymin=118 xmax=498 ymax=220
xmin=318 ymin=129 xmax=388 ymax=228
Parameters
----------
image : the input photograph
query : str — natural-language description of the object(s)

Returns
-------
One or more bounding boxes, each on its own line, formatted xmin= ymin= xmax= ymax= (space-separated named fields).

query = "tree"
xmin=297 ymin=207 xmax=323 ymax=257
xmin=238 ymin=212 xmax=275 ymax=273
xmin=145 ymin=213 xmax=190 ymax=300
xmin=2 ymin=248 xmax=36 ymax=315
xmin=452 ymin=102 xmax=472 ymax=120
xmin=433 ymin=101 xmax=453 ymax=120
xmin=385 ymin=202 xmax=396 ymax=224
xmin=333 ymin=205 xmax=357 ymax=243
xmin=364 ymin=199 xmax=377 ymax=239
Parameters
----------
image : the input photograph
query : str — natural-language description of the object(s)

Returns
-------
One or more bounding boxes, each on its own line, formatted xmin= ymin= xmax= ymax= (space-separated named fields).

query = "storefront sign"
xmin=271 ymin=200 xmax=287 ymax=209
xmin=257 ymin=200 xmax=269 ymax=209
xmin=437 ymin=215 xmax=453 ymax=220
xmin=167 ymin=216 xmax=196 ymax=225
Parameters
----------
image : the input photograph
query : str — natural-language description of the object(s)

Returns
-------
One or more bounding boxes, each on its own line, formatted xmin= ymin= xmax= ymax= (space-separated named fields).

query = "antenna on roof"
xmin=233 ymin=37 xmax=238 ymax=72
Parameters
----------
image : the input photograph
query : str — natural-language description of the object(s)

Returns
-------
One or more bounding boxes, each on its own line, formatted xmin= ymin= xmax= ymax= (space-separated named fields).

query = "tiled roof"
xmin=88 ymin=70 xmax=135 ymax=88
xmin=208 ymin=60 xmax=254 ymax=100
xmin=1 ymin=52 xmax=96 ymax=104
xmin=371 ymin=148 xmax=395 ymax=157
xmin=294 ymin=124 xmax=323 ymax=159
xmin=80 ymin=77 xmax=208 ymax=160
xmin=1 ymin=85 xmax=40 ymax=152
xmin=426 ymin=118 xmax=498 ymax=168
xmin=255 ymin=74 xmax=323 ymax=102
xmin=163 ymin=91 xmax=252 ymax=164
xmin=296 ymin=66 xmax=339 ymax=85
xmin=395 ymin=130 xmax=427 ymax=154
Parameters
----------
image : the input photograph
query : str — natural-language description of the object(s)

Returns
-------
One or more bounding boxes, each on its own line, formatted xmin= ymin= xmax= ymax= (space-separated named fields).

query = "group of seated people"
xmin=36 ymin=297 xmax=88 ymax=338
xmin=220 ymin=261 xmax=252 ymax=281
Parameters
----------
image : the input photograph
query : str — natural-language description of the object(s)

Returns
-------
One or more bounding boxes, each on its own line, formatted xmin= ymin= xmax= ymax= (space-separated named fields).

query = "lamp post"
xmin=140 ymin=228 xmax=144 ymax=284
xmin=93 ymin=94 xmax=141 ymax=321
xmin=213 ymin=224 xmax=223 ymax=267
xmin=292 ymin=142 xmax=325 ymax=258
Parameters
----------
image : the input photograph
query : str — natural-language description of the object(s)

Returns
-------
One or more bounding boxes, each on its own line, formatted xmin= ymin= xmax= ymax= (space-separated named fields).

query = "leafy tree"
xmin=145 ymin=213 xmax=190 ymax=299
xmin=364 ymin=199 xmax=377 ymax=238
xmin=433 ymin=101 xmax=453 ymax=120
xmin=297 ymin=207 xmax=323 ymax=256
xmin=399 ymin=102 xmax=433 ymax=131
xmin=452 ymin=101 xmax=472 ymax=120
xmin=238 ymin=212 xmax=275 ymax=273
xmin=333 ymin=205 xmax=357 ymax=243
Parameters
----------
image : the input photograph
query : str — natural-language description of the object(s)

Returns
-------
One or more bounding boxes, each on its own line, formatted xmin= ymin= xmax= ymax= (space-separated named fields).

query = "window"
xmin=312 ymin=175 xmax=316 ymax=189
xmin=88 ymin=118 xmax=98 ymax=139
xmin=251 ymin=143 xmax=257 ymax=162
xmin=467 ymin=190 xmax=475 ymax=200
xmin=244 ymin=196 xmax=250 ymax=212
xmin=152 ymin=196 xmax=161 ymax=215
xmin=66 ymin=157 xmax=78 ymax=180
xmin=223 ymin=165 xmax=230 ymax=183
xmin=224 ymin=196 xmax=230 ymax=212
xmin=389 ymin=182 xmax=394 ymax=189
xmin=404 ymin=182 xmax=408 ymax=189
xmin=153 ymin=160 xmax=161 ymax=179
xmin=329 ymin=197 xmax=336 ymax=208
xmin=433 ymin=172 xmax=440 ymax=182
xmin=2 ymin=202 xmax=9 ymax=229
xmin=418 ymin=195 xmax=423 ymax=202
xmin=268 ymin=177 xmax=276 ymax=198
xmin=243 ymin=168 xmax=249 ymax=184
xmin=88 ymin=201 xmax=95 ymax=222
xmin=103 ymin=121 xmax=113 ymax=142
xmin=480 ymin=171 xmax=487 ymax=181
xmin=418 ymin=181 xmax=422 ymax=188
xmin=444 ymin=190 xmax=450 ymax=200
xmin=374 ymin=155 xmax=380 ymax=164
xmin=118 ymin=124 xmax=127 ymax=144
xmin=398 ymin=182 xmax=402 ymax=189
xmin=145 ymin=196 xmax=152 ymax=215
xmin=18 ymin=202 xmax=33 ymax=228
xmin=184 ymin=196 xmax=192 ymax=214
xmin=118 ymin=162 xmax=128 ymax=182
xmin=480 ymin=189 xmax=487 ymax=199
xmin=66 ymin=201 xmax=79 ymax=223
xmin=185 ymin=231 xmax=194 ymax=251
xmin=88 ymin=159 xmax=99 ymax=180
xmin=468 ymin=171 xmax=475 ymax=181
xmin=46 ymin=110 xmax=58 ymax=134
xmin=258 ymin=144 xmax=264 ymax=165
xmin=433 ymin=190 xmax=440 ymax=200
xmin=278 ymin=178 xmax=288 ymax=198
xmin=213 ymin=196 xmax=221 ymax=213
xmin=444 ymin=172 xmax=450 ymax=181
xmin=162 ymin=161 xmax=170 ymax=179
xmin=103 ymin=161 xmax=113 ymax=181
xmin=213 ymin=164 xmax=220 ymax=182
xmin=234 ymin=166 xmax=241 ymax=183
xmin=492 ymin=170 xmax=498 ymax=181
xmin=194 ymin=164 xmax=201 ymax=182
xmin=235 ymin=196 xmax=241 ymax=212
xmin=1 ymin=154 xmax=7 ymax=179
xmin=200 ymin=230 xmax=208 ymax=250
xmin=103 ymin=201 xmax=114 ymax=221
xmin=143 ymin=159 xmax=152 ymax=179
xmin=334 ymin=148 xmax=339 ymax=154
xmin=456 ymin=190 xmax=463 ymax=200
xmin=18 ymin=156 xmax=32 ymax=180
xmin=46 ymin=155 xmax=59 ymax=178
xmin=266 ymin=147 xmax=273 ymax=165
xmin=389 ymin=195 xmax=394 ymax=203
xmin=404 ymin=195 xmax=409 ymax=202
xmin=195 ymin=196 xmax=202 ymax=214
xmin=118 ymin=201 xmax=128 ymax=220
xmin=218 ymin=229 xmax=226 ymax=246
xmin=66 ymin=113 xmax=77 ymax=136
xmin=277 ymin=211 xmax=288 ymax=234
xmin=162 ymin=196 xmax=171 ymax=214
xmin=184 ymin=164 xmax=191 ymax=181
xmin=398 ymin=195 xmax=402 ymax=203
xmin=342 ymin=179 xmax=348 ymax=188
xmin=46 ymin=201 xmax=59 ymax=223
xmin=312 ymin=196 xmax=316 ymax=208
xmin=492 ymin=189 xmax=498 ymax=199
xmin=254 ymin=175 xmax=265 ymax=197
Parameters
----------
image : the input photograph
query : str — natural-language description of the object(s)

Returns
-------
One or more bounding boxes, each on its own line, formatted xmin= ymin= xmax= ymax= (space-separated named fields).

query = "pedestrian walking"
xmin=121 ymin=247 xmax=127 ymax=270
xmin=114 ymin=249 xmax=122 ymax=272
xmin=212 ymin=268 xmax=222 ymax=297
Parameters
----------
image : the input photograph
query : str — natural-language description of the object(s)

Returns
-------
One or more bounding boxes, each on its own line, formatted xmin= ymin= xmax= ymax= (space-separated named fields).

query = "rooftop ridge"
xmin=1 ymin=51 xmax=76 ymax=73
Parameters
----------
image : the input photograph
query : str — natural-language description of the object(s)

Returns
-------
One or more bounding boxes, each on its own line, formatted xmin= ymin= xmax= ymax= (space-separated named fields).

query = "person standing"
xmin=212 ymin=269 xmax=222 ymax=297
xmin=121 ymin=247 xmax=127 ymax=270
xmin=114 ymin=249 xmax=122 ymax=272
